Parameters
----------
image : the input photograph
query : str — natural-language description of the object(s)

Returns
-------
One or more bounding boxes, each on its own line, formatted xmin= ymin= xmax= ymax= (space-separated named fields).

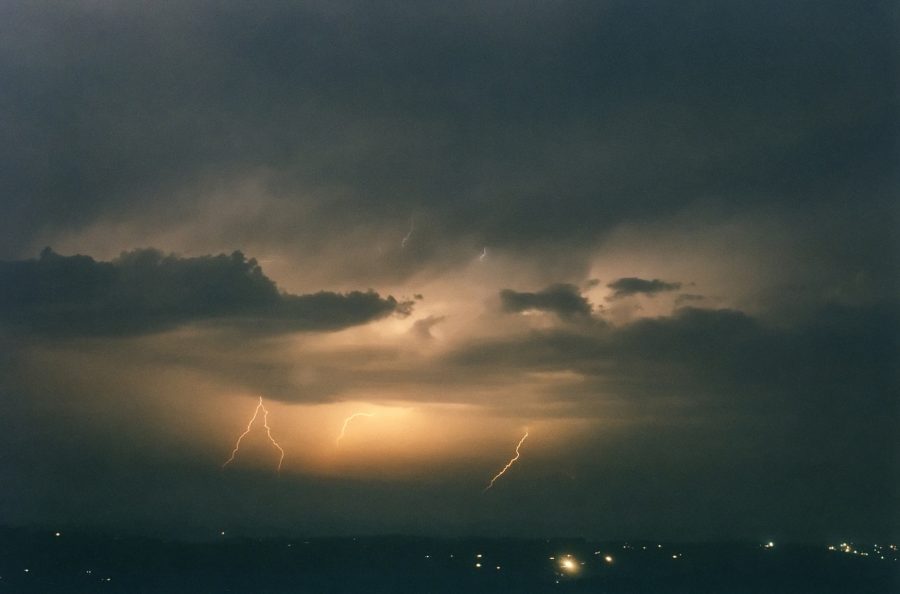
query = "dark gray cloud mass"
xmin=455 ymin=304 xmax=898 ymax=408
xmin=452 ymin=303 xmax=898 ymax=515
xmin=0 ymin=0 xmax=895 ymax=281
xmin=606 ymin=277 xmax=682 ymax=300
xmin=500 ymin=284 xmax=593 ymax=319
xmin=0 ymin=248 xmax=407 ymax=336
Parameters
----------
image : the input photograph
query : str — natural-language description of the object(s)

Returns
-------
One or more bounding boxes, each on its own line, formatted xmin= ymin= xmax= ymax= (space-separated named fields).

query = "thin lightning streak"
xmin=337 ymin=412 xmax=375 ymax=445
xmin=483 ymin=431 xmax=529 ymax=493
xmin=401 ymin=217 xmax=414 ymax=248
xmin=261 ymin=404 xmax=286 ymax=472
xmin=222 ymin=397 xmax=285 ymax=473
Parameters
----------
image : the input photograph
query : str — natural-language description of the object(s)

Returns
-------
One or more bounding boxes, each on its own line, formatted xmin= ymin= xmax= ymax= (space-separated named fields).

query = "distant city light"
xmin=8 ymin=538 xmax=900 ymax=587
xmin=559 ymin=555 xmax=580 ymax=574
xmin=823 ymin=541 xmax=897 ymax=560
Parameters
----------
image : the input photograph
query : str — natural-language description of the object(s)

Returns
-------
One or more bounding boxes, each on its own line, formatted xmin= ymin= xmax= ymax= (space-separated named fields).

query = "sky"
xmin=0 ymin=0 xmax=897 ymax=542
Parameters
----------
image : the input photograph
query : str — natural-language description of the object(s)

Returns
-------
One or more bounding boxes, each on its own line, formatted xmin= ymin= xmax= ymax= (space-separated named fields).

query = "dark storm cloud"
xmin=606 ymin=277 xmax=682 ymax=300
xmin=454 ymin=303 xmax=898 ymax=412
xmin=450 ymin=302 xmax=899 ymax=537
xmin=455 ymin=307 xmax=752 ymax=384
xmin=500 ymin=284 xmax=592 ymax=318
xmin=0 ymin=0 xmax=895 ymax=280
xmin=0 ymin=248 xmax=408 ymax=336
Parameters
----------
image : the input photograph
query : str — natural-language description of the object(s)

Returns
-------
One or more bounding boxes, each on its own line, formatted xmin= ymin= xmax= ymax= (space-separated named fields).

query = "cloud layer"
xmin=1 ymin=1 xmax=894 ymax=287
xmin=500 ymin=284 xmax=593 ymax=319
xmin=606 ymin=277 xmax=682 ymax=300
xmin=0 ymin=248 xmax=408 ymax=336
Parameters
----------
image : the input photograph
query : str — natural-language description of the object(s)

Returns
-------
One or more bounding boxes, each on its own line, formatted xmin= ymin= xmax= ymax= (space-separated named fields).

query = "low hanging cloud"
xmin=0 ymin=248 xmax=410 ymax=336
xmin=606 ymin=277 xmax=682 ymax=300
xmin=499 ymin=283 xmax=593 ymax=319
xmin=451 ymin=303 xmax=898 ymax=416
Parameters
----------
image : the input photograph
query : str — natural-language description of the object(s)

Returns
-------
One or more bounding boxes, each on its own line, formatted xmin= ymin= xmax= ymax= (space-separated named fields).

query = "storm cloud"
xmin=0 ymin=248 xmax=408 ymax=336
xmin=606 ymin=277 xmax=682 ymax=300
xmin=500 ymin=284 xmax=593 ymax=319
xmin=0 ymin=1 xmax=894 ymax=286
xmin=451 ymin=302 xmax=899 ymax=449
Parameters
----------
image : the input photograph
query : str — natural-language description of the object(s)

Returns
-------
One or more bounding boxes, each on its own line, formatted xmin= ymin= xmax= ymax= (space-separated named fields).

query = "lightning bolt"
xmin=337 ymin=412 xmax=375 ymax=446
xmin=401 ymin=217 xmax=414 ymax=248
xmin=483 ymin=431 xmax=529 ymax=492
xmin=222 ymin=397 xmax=285 ymax=473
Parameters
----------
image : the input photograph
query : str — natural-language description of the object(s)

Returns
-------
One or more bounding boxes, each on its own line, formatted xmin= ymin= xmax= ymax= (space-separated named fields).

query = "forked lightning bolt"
xmin=337 ymin=412 xmax=375 ymax=445
xmin=222 ymin=397 xmax=285 ymax=473
xmin=483 ymin=431 xmax=529 ymax=492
